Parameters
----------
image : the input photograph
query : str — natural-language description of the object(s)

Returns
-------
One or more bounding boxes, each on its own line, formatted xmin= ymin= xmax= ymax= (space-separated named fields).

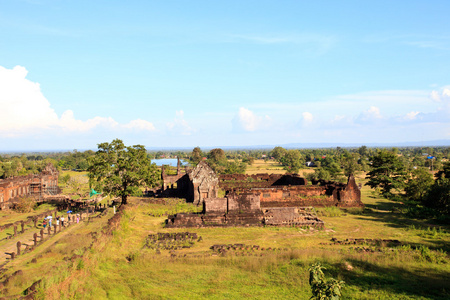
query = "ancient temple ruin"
xmin=163 ymin=161 xmax=362 ymax=228
xmin=160 ymin=160 xmax=218 ymax=205
xmin=0 ymin=163 xmax=60 ymax=210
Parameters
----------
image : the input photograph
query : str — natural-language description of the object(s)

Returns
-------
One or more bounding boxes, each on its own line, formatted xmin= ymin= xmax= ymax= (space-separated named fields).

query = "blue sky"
xmin=1 ymin=0 xmax=449 ymax=150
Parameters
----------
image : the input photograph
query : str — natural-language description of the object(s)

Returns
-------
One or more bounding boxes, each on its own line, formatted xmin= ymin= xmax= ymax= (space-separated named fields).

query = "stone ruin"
xmin=160 ymin=160 xmax=218 ymax=205
xmin=163 ymin=161 xmax=362 ymax=228
xmin=0 ymin=163 xmax=60 ymax=210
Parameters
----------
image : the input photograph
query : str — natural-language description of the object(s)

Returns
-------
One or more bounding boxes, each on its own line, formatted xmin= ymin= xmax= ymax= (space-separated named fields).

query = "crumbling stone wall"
xmin=0 ymin=163 xmax=59 ymax=210
xmin=222 ymin=175 xmax=363 ymax=208
xmin=263 ymin=207 xmax=324 ymax=227
xmin=218 ymin=173 xmax=307 ymax=191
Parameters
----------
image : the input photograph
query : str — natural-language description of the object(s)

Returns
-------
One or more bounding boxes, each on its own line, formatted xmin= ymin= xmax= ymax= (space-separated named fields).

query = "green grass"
xmin=2 ymin=176 xmax=449 ymax=299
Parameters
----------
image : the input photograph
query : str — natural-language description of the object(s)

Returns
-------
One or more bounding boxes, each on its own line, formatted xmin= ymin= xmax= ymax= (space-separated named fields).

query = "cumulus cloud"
xmin=0 ymin=65 xmax=156 ymax=137
xmin=166 ymin=110 xmax=194 ymax=135
xmin=430 ymin=87 xmax=450 ymax=103
xmin=123 ymin=119 xmax=156 ymax=131
xmin=356 ymin=106 xmax=383 ymax=124
xmin=0 ymin=65 xmax=59 ymax=134
xmin=232 ymin=107 xmax=271 ymax=132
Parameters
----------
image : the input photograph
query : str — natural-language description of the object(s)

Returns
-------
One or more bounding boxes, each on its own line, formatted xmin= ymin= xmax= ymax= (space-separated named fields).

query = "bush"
xmin=309 ymin=262 xmax=345 ymax=300
xmin=13 ymin=196 xmax=36 ymax=213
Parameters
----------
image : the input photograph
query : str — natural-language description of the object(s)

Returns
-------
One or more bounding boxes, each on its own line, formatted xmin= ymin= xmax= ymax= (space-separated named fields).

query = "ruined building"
xmin=164 ymin=161 xmax=364 ymax=228
xmin=0 ymin=163 xmax=60 ymax=210
xmin=160 ymin=160 xmax=218 ymax=205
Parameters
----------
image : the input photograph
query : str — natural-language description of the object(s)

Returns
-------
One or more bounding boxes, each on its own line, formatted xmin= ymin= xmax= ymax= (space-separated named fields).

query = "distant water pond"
xmin=151 ymin=158 xmax=188 ymax=167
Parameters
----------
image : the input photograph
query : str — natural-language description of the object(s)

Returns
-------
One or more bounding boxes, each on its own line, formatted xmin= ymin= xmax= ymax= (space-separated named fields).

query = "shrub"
xmin=13 ymin=196 xmax=36 ymax=213
xmin=309 ymin=262 xmax=345 ymax=300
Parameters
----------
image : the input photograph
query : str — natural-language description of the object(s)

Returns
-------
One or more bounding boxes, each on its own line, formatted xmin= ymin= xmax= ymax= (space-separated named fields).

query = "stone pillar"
xmin=54 ymin=224 xmax=57 ymax=234
xmin=14 ymin=225 xmax=17 ymax=236
xmin=17 ymin=241 xmax=21 ymax=256
xmin=54 ymin=211 xmax=57 ymax=219
xmin=48 ymin=226 xmax=51 ymax=236
xmin=59 ymin=222 xmax=62 ymax=232
xmin=11 ymin=252 xmax=15 ymax=260
xmin=21 ymin=221 xmax=25 ymax=233
xmin=40 ymin=229 xmax=44 ymax=240
xmin=34 ymin=233 xmax=38 ymax=246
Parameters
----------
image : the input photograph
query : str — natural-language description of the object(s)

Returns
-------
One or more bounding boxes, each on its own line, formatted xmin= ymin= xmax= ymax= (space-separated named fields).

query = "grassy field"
xmin=1 ymin=169 xmax=449 ymax=299
xmin=246 ymin=159 xmax=315 ymax=177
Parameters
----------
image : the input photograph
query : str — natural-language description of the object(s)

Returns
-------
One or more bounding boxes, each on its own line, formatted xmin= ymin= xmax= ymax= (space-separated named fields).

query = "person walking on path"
xmin=43 ymin=218 xmax=47 ymax=229
xmin=61 ymin=216 xmax=65 ymax=227
xmin=76 ymin=214 xmax=80 ymax=224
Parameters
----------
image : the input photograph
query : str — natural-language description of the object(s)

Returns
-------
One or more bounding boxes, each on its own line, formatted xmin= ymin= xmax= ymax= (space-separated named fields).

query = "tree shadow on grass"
xmin=343 ymin=198 xmax=450 ymax=252
xmin=332 ymin=259 xmax=450 ymax=300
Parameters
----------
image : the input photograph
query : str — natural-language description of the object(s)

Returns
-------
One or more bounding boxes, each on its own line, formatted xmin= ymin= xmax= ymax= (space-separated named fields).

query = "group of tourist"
xmin=42 ymin=213 xmax=81 ymax=228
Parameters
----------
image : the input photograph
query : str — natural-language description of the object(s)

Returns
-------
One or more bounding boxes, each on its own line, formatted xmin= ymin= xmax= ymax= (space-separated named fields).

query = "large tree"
xmin=365 ymin=150 xmax=407 ymax=198
xmin=280 ymin=149 xmax=303 ymax=173
xmin=88 ymin=139 xmax=159 ymax=205
xmin=191 ymin=147 xmax=203 ymax=165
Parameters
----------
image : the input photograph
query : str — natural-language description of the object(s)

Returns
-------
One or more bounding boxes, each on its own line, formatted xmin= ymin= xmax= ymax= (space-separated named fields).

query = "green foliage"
xmin=60 ymin=173 xmax=71 ymax=186
xmin=404 ymin=168 xmax=434 ymax=201
xmin=88 ymin=139 xmax=159 ymax=204
xmin=309 ymin=263 xmax=344 ymax=300
xmin=435 ymin=161 xmax=450 ymax=179
xmin=205 ymin=148 xmax=247 ymax=174
xmin=423 ymin=177 xmax=450 ymax=215
xmin=365 ymin=150 xmax=407 ymax=198
xmin=191 ymin=147 xmax=203 ymax=165
xmin=280 ymin=149 xmax=303 ymax=173
xmin=271 ymin=146 xmax=287 ymax=161
xmin=342 ymin=153 xmax=359 ymax=177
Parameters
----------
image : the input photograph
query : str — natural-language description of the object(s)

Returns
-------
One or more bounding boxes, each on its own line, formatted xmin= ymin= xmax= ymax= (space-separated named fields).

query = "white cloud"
xmin=301 ymin=112 xmax=314 ymax=127
xmin=232 ymin=107 xmax=271 ymax=132
xmin=356 ymin=106 xmax=383 ymax=124
xmin=404 ymin=111 xmax=420 ymax=120
xmin=123 ymin=119 xmax=155 ymax=131
xmin=166 ymin=110 xmax=194 ymax=135
xmin=430 ymin=87 xmax=450 ymax=103
xmin=0 ymin=65 xmax=156 ymax=137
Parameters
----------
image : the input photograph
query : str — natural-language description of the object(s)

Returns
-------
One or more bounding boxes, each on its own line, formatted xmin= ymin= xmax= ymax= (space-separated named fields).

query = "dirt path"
xmin=0 ymin=214 xmax=89 ymax=265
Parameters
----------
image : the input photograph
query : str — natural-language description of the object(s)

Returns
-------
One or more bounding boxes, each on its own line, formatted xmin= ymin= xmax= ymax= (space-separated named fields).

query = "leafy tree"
xmin=223 ymin=160 xmax=247 ymax=174
xmin=208 ymin=148 xmax=227 ymax=164
xmin=423 ymin=177 xmax=450 ymax=215
xmin=342 ymin=153 xmax=359 ymax=177
xmin=88 ymin=139 xmax=159 ymax=205
xmin=358 ymin=145 xmax=368 ymax=157
xmin=308 ymin=168 xmax=332 ymax=182
xmin=280 ymin=149 xmax=303 ymax=173
xmin=191 ymin=147 xmax=203 ymax=165
xmin=321 ymin=157 xmax=342 ymax=181
xmin=365 ymin=150 xmax=407 ymax=198
xmin=271 ymin=146 xmax=287 ymax=161
xmin=435 ymin=161 xmax=450 ymax=179
xmin=404 ymin=168 xmax=434 ymax=201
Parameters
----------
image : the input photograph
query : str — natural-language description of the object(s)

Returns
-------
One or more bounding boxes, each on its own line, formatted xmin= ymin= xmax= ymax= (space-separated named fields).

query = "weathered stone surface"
xmin=0 ymin=163 xmax=59 ymax=210
xmin=263 ymin=207 xmax=324 ymax=227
